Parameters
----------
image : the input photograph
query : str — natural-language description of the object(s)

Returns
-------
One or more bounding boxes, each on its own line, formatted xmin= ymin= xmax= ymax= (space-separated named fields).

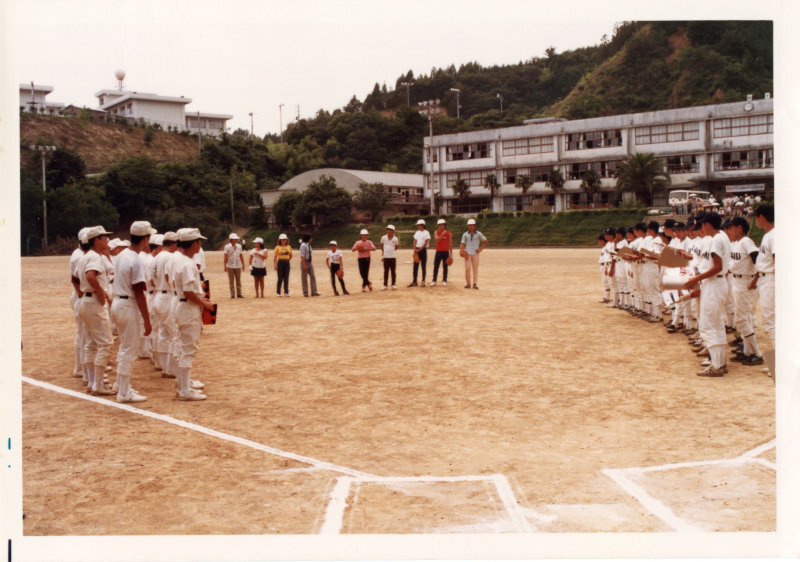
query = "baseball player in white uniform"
xmin=173 ymin=228 xmax=214 ymax=400
xmin=151 ymin=231 xmax=177 ymax=377
xmin=77 ymin=226 xmax=115 ymax=395
xmin=69 ymin=228 xmax=90 ymax=380
xmin=726 ymin=217 xmax=764 ymax=365
xmin=110 ymin=221 xmax=154 ymax=402
xmin=601 ymin=229 xmax=615 ymax=305
xmin=750 ymin=204 xmax=775 ymax=349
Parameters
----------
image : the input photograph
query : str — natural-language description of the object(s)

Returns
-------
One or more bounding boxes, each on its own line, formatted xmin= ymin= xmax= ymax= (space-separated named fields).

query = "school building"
xmin=422 ymin=95 xmax=774 ymax=213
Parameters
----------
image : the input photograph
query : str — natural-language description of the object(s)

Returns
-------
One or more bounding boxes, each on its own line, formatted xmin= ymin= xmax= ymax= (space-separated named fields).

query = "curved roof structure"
xmin=276 ymin=168 xmax=423 ymax=194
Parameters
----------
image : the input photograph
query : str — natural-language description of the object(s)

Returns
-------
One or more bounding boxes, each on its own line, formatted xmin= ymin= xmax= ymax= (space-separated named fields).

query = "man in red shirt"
xmin=430 ymin=218 xmax=453 ymax=287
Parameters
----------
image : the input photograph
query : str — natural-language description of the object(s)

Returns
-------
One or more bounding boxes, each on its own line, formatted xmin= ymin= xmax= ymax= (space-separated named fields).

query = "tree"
xmin=352 ymin=182 xmax=390 ymax=222
xmin=515 ymin=174 xmax=533 ymax=206
xmin=292 ymin=175 xmax=352 ymax=227
xmin=614 ymin=153 xmax=671 ymax=206
xmin=545 ymin=168 xmax=565 ymax=194
xmin=580 ymin=168 xmax=601 ymax=207
xmin=433 ymin=192 xmax=443 ymax=215
xmin=272 ymin=192 xmax=302 ymax=230
xmin=484 ymin=173 xmax=500 ymax=211
xmin=451 ymin=178 xmax=471 ymax=209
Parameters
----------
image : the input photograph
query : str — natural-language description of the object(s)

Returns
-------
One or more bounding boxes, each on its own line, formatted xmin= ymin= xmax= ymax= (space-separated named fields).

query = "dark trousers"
xmin=383 ymin=257 xmax=396 ymax=286
xmin=432 ymin=251 xmax=449 ymax=282
xmin=357 ymin=257 xmax=371 ymax=287
xmin=330 ymin=263 xmax=347 ymax=293
xmin=276 ymin=260 xmax=290 ymax=294
xmin=412 ymin=249 xmax=427 ymax=282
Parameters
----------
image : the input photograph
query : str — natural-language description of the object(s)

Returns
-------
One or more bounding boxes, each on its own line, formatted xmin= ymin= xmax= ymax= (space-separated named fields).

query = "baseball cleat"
xmin=190 ymin=380 xmax=205 ymax=390
xmin=697 ymin=366 xmax=724 ymax=377
xmin=177 ymin=390 xmax=207 ymax=401
xmin=117 ymin=393 xmax=147 ymax=403
xmin=741 ymin=355 xmax=764 ymax=366
xmin=90 ymin=386 xmax=115 ymax=396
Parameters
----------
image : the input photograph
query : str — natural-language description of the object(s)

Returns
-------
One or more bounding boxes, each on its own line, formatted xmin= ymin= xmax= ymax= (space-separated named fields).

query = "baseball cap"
xmin=108 ymin=238 xmax=120 ymax=250
xmin=150 ymin=233 xmax=164 ymax=246
xmin=178 ymin=228 xmax=207 ymax=242
xmin=77 ymin=227 xmax=90 ymax=242
xmin=230 ymin=233 xmax=239 ymax=240
xmin=84 ymin=225 xmax=113 ymax=242
xmin=663 ymin=218 xmax=676 ymax=228
xmin=117 ymin=239 xmax=131 ymax=248
xmin=673 ymin=222 xmax=686 ymax=230
xmin=253 ymin=237 xmax=264 ymax=244
xmin=162 ymin=231 xmax=178 ymax=242
xmin=360 ymin=229 xmax=368 ymax=235
xmin=603 ymin=228 xmax=615 ymax=236
xmin=278 ymin=233 xmax=288 ymax=240
xmin=386 ymin=225 xmax=395 ymax=230
xmin=416 ymin=219 xmax=425 ymax=225
xmin=130 ymin=221 xmax=156 ymax=236
xmin=329 ymin=240 xmax=337 ymax=246
xmin=647 ymin=221 xmax=660 ymax=232
xmin=467 ymin=219 xmax=476 ymax=225
xmin=437 ymin=218 xmax=446 ymax=225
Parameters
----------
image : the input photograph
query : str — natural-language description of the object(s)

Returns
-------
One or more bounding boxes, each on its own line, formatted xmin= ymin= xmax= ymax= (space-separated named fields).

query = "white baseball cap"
xmin=386 ymin=225 xmax=395 ymax=230
xmin=360 ymin=229 xmax=369 ymax=235
xmin=77 ymin=227 xmax=90 ymax=242
xmin=437 ymin=218 xmax=446 ymax=225
xmin=130 ymin=221 xmax=156 ymax=236
xmin=162 ymin=231 xmax=178 ymax=242
xmin=84 ymin=225 xmax=113 ymax=242
xmin=117 ymin=239 xmax=131 ymax=248
xmin=150 ymin=233 xmax=164 ymax=246
xmin=253 ymin=237 xmax=264 ymax=244
xmin=229 ymin=233 xmax=239 ymax=240
xmin=416 ymin=219 xmax=425 ymax=226
xmin=467 ymin=219 xmax=476 ymax=225
xmin=278 ymin=233 xmax=288 ymax=240
xmin=178 ymin=228 xmax=207 ymax=242
xmin=329 ymin=240 xmax=337 ymax=246
xmin=108 ymin=238 xmax=120 ymax=250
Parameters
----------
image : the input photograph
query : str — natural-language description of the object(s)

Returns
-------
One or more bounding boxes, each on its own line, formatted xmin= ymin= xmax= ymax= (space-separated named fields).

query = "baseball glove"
xmin=413 ymin=252 xmax=420 ymax=263
xmin=446 ymin=255 xmax=453 ymax=266
xmin=336 ymin=268 xmax=344 ymax=279
xmin=459 ymin=249 xmax=468 ymax=259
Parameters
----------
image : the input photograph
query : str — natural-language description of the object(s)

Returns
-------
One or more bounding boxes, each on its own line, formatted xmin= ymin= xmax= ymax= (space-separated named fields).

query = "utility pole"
xmin=278 ymin=103 xmax=284 ymax=143
xmin=30 ymin=144 xmax=56 ymax=246
xmin=497 ymin=93 xmax=504 ymax=113
xmin=400 ymin=81 xmax=414 ymax=106
xmin=449 ymin=88 xmax=461 ymax=119
xmin=296 ymin=104 xmax=300 ymax=121
xmin=230 ymin=175 xmax=235 ymax=229
xmin=418 ymin=99 xmax=440 ymax=215
xmin=197 ymin=110 xmax=202 ymax=154
xmin=248 ymin=112 xmax=254 ymax=136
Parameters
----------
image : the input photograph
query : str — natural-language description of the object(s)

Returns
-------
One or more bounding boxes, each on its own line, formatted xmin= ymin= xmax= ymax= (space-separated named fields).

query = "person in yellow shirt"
xmin=273 ymin=233 xmax=293 ymax=297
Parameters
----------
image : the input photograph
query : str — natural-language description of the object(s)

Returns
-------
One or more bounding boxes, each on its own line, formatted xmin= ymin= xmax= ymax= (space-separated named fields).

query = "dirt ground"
xmin=19 ymin=248 xmax=775 ymax=537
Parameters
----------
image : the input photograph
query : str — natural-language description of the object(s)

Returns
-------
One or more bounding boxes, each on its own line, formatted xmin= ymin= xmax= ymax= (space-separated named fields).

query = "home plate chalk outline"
xmin=23 ymin=376 xmax=535 ymax=533
xmin=320 ymin=474 xmax=536 ymax=534
xmin=601 ymin=439 xmax=776 ymax=532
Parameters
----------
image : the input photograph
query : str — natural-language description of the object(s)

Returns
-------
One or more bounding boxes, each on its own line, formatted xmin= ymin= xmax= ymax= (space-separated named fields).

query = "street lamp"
xmin=497 ymin=93 xmax=504 ymax=113
xmin=400 ymin=81 xmax=415 ymax=106
xmin=418 ymin=99 xmax=440 ymax=214
xmin=30 ymin=144 xmax=56 ymax=247
xmin=449 ymin=88 xmax=461 ymax=119
xmin=278 ymin=103 xmax=284 ymax=143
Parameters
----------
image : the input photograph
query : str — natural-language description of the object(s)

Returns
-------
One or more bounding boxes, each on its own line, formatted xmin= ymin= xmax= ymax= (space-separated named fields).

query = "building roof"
xmin=186 ymin=112 xmax=234 ymax=120
xmin=19 ymin=83 xmax=54 ymax=93
xmin=271 ymin=168 xmax=423 ymax=195
xmin=98 ymin=91 xmax=192 ymax=110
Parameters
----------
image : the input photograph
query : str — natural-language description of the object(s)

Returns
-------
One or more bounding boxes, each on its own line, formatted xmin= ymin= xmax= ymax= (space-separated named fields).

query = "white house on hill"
xmin=19 ymin=83 xmax=64 ymax=113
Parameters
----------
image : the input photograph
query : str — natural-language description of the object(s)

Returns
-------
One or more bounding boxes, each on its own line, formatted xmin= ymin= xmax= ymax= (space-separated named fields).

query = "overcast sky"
xmin=8 ymin=0 xmax=784 ymax=138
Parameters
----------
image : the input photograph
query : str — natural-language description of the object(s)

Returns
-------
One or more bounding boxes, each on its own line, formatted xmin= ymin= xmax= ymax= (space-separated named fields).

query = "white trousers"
xmin=758 ymin=273 xmax=775 ymax=346
xmin=110 ymin=298 xmax=140 ymax=376
xmin=699 ymin=277 xmax=727 ymax=367
xmin=70 ymin=293 xmax=84 ymax=374
xmin=152 ymin=293 xmax=172 ymax=354
xmin=78 ymin=296 xmax=113 ymax=368
xmin=176 ymin=301 xmax=202 ymax=369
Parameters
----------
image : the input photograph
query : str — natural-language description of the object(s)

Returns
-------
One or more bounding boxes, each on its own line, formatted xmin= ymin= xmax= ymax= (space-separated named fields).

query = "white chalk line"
xmin=26 ymin=376 xmax=536 ymax=533
xmin=22 ymin=376 xmax=374 ymax=479
xmin=602 ymin=439 xmax=776 ymax=532
xmin=320 ymin=474 xmax=534 ymax=534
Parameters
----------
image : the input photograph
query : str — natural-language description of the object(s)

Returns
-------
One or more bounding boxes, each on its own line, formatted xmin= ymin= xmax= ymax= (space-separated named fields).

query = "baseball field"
xmin=16 ymin=248 xmax=776 ymax=556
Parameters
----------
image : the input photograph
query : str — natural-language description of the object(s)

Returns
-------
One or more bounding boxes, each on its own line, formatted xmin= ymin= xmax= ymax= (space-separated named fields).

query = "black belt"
xmin=732 ymin=274 xmax=756 ymax=279
xmin=84 ymin=292 xmax=93 ymax=297
xmin=117 ymin=295 xmax=129 ymax=299
xmin=161 ymin=290 xmax=168 ymax=294
xmin=758 ymin=272 xmax=773 ymax=277
xmin=148 ymin=290 xmax=154 ymax=294
xmin=179 ymin=298 xmax=188 ymax=302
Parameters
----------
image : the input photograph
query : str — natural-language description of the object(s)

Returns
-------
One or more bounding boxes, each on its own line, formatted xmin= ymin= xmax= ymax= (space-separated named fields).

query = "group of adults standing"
xmin=220 ymin=218 xmax=489 ymax=297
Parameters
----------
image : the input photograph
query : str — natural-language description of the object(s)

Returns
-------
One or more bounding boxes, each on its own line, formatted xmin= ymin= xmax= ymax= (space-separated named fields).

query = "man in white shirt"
xmin=726 ymin=217 xmax=764 ymax=365
xmin=459 ymin=219 xmax=488 ymax=289
xmin=684 ymin=213 xmax=731 ymax=377
xmin=151 ymin=231 xmax=177 ymax=378
xmin=174 ymin=228 xmax=215 ymax=400
xmin=223 ymin=233 xmax=245 ymax=298
xmin=69 ymin=227 xmax=90 ymax=380
xmin=408 ymin=219 xmax=430 ymax=287
xmin=299 ymin=234 xmax=320 ymax=297
xmin=749 ymin=204 xmax=775 ymax=348
xmin=77 ymin=225 xmax=115 ymax=395
xmin=380 ymin=225 xmax=399 ymax=290
xmin=110 ymin=221 xmax=154 ymax=403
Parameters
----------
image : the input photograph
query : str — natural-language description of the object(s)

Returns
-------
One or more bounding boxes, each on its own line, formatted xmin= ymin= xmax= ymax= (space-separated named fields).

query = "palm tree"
xmin=484 ymin=173 xmax=500 ymax=211
xmin=545 ymin=168 xmax=565 ymax=212
xmin=452 ymin=178 xmax=471 ymax=212
xmin=515 ymin=174 xmax=533 ymax=207
xmin=580 ymin=168 xmax=601 ymax=208
xmin=614 ymin=153 xmax=671 ymax=206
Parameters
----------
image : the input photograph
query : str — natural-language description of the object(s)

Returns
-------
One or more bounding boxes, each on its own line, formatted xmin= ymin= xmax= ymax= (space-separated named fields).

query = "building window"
xmin=501 ymin=136 xmax=554 ymax=156
xmin=713 ymin=149 xmax=773 ymax=171
xmin=446 ymin=170 xmax=492 ymax=188
xmin=450 ymin=197 xmax=492 ymax=213
xmin=664 ymin=154 xmax=700 ymax=174
xmin=566 ymin=129 xmax=622 ymax=151
xmin=503 ymin=196 xmax=525 ymax=212
xmin=635 ymin=122 xmax=700 ymax=144
xmin=446 ymin=142 xmax=491 ymax=161
xmin=713 ymin=114 xmax=773 ymax=138
xmin=425 ymin=149 xmax=438 ymax=164
xmin=565 ymin=161 xmax=619 ymax=180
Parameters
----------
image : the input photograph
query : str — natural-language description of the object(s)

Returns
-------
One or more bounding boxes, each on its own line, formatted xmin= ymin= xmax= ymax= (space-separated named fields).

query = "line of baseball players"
xmin=598 ymin=204 xmax=775 ymax=377
xmin=220 ymin=217 xmax=489 ymax=297
xmin=70 ymin=222 xmax=215 ymax=403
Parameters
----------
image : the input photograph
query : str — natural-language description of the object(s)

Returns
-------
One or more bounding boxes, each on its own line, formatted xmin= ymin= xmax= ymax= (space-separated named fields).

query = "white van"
xmin=668 ymin=189 xmax=711 ymax=214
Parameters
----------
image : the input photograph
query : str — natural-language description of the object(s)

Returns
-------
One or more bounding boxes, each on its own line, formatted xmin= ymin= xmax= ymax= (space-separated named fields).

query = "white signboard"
xmin=726 ymin=183 xmax=765 ymax=193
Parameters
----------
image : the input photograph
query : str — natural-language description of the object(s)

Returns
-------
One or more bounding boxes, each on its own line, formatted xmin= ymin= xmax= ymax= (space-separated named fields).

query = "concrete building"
xmin=185 ymin=112 xmax=234 ymax=137
xmin=19 ymin=83 xmax=64 ymax=113
xmin=96 ymin=89 xmax=192 ymax=131
xmin=259 ymin=168 xmax=425 ymax=224
xmin=422 ymin=95 xmax=774 ymax=213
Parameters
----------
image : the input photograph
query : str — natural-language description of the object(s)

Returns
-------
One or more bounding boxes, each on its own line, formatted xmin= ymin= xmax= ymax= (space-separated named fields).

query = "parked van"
xmin=668 ymin=189 xmax=712 ymax=214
